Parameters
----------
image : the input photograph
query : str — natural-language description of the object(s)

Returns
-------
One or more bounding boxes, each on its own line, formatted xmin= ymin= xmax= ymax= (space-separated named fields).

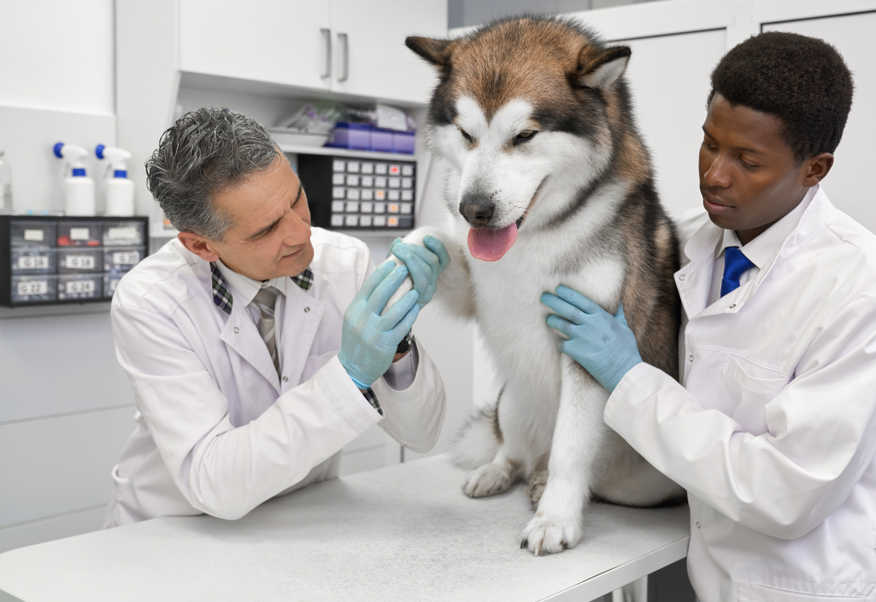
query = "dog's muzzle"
xmin=459 ymin=193 xmax=494 ymax=228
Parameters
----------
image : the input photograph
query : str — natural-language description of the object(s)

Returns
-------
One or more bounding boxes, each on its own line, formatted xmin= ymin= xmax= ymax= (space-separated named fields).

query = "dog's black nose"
xmin=459 ymin=193 xmax=495 ymax=227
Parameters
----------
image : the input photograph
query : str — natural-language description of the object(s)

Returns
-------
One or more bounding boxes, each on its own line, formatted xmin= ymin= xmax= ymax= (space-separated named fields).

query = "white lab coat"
xmin=605 ymin=187 xmax=876 ymax=601
xmin=104 ymin=228 xmax=445 ymax=526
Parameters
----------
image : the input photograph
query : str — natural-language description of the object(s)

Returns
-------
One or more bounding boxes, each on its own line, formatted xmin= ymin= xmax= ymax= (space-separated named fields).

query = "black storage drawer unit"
xmin=0 ymin=215 xmax=148 ymax=307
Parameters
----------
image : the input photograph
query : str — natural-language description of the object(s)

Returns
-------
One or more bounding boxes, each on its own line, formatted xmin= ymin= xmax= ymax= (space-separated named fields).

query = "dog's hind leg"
xmin=527 ymin=454 xmax=549 ymax=509
xmin=462 ymin=447 xmax=522 ymax=498
xmin=461 ymin=386 xmax=542 ymax=498
xmin=521 ymin=356 xmax=609 ymax=555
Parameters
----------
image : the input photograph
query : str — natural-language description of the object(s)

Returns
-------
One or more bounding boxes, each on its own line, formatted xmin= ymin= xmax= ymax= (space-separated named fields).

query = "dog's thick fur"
xmin=401 ymin=16 xmax=684 ymax=555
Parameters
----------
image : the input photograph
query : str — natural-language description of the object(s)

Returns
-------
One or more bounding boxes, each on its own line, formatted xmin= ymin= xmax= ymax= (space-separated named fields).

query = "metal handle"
xmin=337 ymin=32 xmax=349 ymax=82
xmin=320 ymin=28 xmax=332 ymax=79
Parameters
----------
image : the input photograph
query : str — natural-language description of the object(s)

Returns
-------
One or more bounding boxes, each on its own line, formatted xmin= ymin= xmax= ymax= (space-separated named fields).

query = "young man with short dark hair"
xmin=541 ymin=32 xmax=876 ymax=599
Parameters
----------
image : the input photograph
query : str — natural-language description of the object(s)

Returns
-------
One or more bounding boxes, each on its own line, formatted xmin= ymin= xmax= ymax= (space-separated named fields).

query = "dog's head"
xmin=407 ymin=17 xmax=637 ymax=261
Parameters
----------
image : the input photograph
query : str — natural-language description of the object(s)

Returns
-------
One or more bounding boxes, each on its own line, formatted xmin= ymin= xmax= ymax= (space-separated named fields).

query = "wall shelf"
xmin=281 ymin=144 xmax=416 ymax=161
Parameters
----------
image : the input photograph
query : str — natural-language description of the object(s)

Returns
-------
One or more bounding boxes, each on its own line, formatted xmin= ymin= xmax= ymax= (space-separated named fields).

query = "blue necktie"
xmin=721 ymin=246 xmax=755 ymax=296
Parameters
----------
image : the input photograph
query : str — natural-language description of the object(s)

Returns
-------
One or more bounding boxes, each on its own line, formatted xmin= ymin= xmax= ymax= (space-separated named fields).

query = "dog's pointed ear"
xmin=406 ymin=36 xmax=453 ymax=67
xmin=575 ymin=46 xmax=631 ymax=90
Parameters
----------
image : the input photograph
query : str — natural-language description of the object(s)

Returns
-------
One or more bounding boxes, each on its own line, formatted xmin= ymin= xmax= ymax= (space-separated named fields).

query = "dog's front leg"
xmin=521 ymin=356 xmax=609 ymax=555
xmin=387 ymin=226 xmax=475 ymax=318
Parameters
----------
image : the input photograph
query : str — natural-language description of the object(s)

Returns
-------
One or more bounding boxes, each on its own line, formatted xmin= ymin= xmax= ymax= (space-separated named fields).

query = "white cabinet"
xmin=178 ymin=0 xmax=446 ymax=104
xmin=329 ymin=0 xmax=446 ymax=103
xmin=179 ymin=1 xmax=332 ymax=91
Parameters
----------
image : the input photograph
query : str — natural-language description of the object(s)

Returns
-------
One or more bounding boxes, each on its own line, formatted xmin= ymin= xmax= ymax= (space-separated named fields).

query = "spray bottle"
xmin=53 ymin=142 xmax=95 ymax=216
xmin=95 ymin=144 xmax=134 ymax=216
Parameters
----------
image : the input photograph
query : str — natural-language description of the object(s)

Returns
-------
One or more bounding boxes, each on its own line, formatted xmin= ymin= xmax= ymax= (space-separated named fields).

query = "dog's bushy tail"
xmin=450 ymin=405 xmax=501 ymax=469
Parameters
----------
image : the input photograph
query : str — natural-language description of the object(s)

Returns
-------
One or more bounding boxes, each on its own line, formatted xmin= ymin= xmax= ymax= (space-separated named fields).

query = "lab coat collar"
xmin=211 ymin=261 xmax=315 ymax=316
xmin=211 ymin=262 xmax=321 ymax=393
xmin=676 ymin=185 xmax=823 ymax=319
xmin=714 ymin=186 xmax=815 ymax=271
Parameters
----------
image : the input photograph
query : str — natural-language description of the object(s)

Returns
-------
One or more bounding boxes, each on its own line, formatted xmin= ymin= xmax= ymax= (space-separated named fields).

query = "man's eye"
xmin=513 ymin=130 xmax=538 ymax=145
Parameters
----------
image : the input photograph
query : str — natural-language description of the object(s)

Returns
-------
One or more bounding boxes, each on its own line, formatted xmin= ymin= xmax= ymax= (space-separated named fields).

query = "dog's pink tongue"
xmin=467 ymin=224 xmax=518 ymax=262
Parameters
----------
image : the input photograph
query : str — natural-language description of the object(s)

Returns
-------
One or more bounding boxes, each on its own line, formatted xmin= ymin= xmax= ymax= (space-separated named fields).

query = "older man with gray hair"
xmin=104 ymin=107 xmax=448 ymax=526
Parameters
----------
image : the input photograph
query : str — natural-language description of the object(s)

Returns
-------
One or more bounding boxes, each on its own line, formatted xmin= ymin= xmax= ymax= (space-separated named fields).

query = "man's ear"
xmin=802 ymin=152 xmax=834 ymax=186
xmin=178 ymin=231 xmax=220 ymax=262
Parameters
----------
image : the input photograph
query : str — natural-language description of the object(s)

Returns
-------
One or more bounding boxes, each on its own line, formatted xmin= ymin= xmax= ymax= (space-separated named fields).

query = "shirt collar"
xmin=210 ymin=261 xmax=314 ymax=315
xmin=714 ymin=184 xmax=818 ymax=269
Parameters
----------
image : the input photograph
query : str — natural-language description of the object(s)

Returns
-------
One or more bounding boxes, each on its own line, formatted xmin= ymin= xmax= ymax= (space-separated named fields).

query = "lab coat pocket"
xmin=724 ymin=358 xmax=787 ymax=435
xmin=106 ymin=464 xmax=134 ymax=527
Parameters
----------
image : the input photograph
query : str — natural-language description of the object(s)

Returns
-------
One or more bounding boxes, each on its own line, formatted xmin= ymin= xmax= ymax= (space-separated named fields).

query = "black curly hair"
xmin=708 ymin=31 xmax=853 ymax=162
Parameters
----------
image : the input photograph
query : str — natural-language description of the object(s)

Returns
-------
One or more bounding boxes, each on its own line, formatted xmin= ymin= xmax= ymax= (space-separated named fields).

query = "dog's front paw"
xmin=520 ymin=513 xmax=583 ymax=556
xmin=462 ymin=463 xmax=514 ymax=498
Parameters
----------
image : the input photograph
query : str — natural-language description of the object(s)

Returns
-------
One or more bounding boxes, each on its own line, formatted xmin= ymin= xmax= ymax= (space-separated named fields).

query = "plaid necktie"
xmin=251 ymin=286 xmax=281 ymax=375
xmin=721 ymin=246 xmax=755 ymax=297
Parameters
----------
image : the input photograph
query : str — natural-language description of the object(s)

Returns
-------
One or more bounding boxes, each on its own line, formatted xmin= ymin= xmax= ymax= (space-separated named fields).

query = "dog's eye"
xmin=513 ymin=130 xmax=538 ymax=145
xmin=458 ymin=127 xmax=474 ymax=144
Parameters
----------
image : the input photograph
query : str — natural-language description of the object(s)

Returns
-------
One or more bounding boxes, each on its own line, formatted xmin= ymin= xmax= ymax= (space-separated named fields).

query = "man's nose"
xmin=281 ymin=210 xmax=309 ymax=242
xmin=702 ymin=155 xmax=731 ymax=189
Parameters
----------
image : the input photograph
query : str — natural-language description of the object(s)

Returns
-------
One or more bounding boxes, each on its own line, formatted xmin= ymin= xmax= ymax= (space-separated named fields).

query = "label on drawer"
xmin=70 ymin=227 xmax=90 ymax=241
xmin=112 ymin=251 xmax=141 ymax=265
xmin=65 ymin=280 xmax=96 ymax=295
xmin=17 ymin=280 xmax=48 ymax=296
xmin=106 ymin=226 xmax=137 ymax=242
xmin=17 ymin=255 xmax=50 ymax=270
xmin=24 ymin=229 xmax=45 ymax=242
xmin=64 ymin=255 xmax=96 ymax=270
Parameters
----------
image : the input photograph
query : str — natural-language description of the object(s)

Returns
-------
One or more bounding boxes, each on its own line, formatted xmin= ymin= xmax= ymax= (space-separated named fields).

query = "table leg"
xmin=611 ymin=575 xmax=648 ymax=602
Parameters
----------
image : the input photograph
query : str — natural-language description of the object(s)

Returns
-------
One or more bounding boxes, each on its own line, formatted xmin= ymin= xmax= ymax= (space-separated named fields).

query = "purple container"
xmin=370 ymin=128 xmax=394 ymax=152
xmin=326 ymin=122 xmax=371 ymax=150
xmin=392 ymin=130 xmax=415 ymax=154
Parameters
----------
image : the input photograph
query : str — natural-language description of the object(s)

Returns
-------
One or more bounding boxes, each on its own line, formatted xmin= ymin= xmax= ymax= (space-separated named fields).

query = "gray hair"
xmin=145 ymin=107 xmax=280 ymax=239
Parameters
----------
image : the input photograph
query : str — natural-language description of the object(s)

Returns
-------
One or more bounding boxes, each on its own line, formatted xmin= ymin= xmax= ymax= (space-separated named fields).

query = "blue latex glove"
xmin=390 ymin=235 xmax=450 ymax=306
xmin=540 ymin=285 xmax=642 ymax=392
xmin=339 ymin=261 xmax=421 ymax=389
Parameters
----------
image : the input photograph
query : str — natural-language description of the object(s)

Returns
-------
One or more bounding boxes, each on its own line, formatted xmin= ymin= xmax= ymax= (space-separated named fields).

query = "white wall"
xmin=0 ymin=0 xmax=129 ymax=553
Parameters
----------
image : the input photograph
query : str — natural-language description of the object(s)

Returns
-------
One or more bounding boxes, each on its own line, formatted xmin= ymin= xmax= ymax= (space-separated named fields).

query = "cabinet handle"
xmin=320 ymin=28 xmax=332 ymax=79
xmin=337 ymin=32 xmax=349 ymax=82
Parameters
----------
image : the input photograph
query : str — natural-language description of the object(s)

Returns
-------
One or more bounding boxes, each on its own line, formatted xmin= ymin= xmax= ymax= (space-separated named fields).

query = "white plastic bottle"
xmin=0 ymin=149 xmax=13 ymax=213
xmin=53 ymin=142 xmax=95 ymax=216
xmin=95 ymin=144 xmax=134 ymax=216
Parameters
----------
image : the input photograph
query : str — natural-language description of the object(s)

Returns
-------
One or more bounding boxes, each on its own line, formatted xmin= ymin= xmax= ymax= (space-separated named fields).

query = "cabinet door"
xmin=618 ymin=29 xmax=727 ymax=221
xmin=764 ymin=12 xmax=876 ymax=232
xmin=179 ymin=0 xmax=332 ymax=90
xmin=329 ymin=0 xmax=447 ymax=104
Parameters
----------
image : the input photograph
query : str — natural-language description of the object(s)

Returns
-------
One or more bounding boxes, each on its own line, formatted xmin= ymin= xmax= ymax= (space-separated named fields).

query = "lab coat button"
xmin=282 ymin=376 xmax=288 ymax=383
xmin=304 ymin=306 xmax=311 ymax=313
xmin=729 ymin=303 xmax=737 ymax=309
xmin=233 ymin=326 xmax=239 ymax=334
xmin=696 ymin=521 xmax=702 ymax=529
xmin=688 ymin=353 xmax=694 ymax=362
xmin=678 ymin=273 xmax=686 ymax=281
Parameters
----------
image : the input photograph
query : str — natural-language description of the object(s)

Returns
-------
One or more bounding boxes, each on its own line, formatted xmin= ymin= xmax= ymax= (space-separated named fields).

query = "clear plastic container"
xmin=57 ymin=248 xmax=103 ymax=273
xmin=11 ymin=247 xmax=55 ymax=274
xmin=57 ymin=220 xmax=102 ymax=247
xmin=58 ymin=273 xmax=102 ymax=300
xmin=10 ymin=220 xmax=56 ymax=247
xmin=102 ymin=220 xmax=146 ymax=246
xmin=103 ymin=272 xmax=125 ymax=297
xmin=103 ymin=246 xmax=145 ymax=271
xmin=11 ymin=274 xmax=57 ymax=303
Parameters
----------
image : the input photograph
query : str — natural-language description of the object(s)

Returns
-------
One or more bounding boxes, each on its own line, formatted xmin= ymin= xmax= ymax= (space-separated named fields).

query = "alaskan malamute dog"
xmin=400 ymin=16 xmax=684 ymax=555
